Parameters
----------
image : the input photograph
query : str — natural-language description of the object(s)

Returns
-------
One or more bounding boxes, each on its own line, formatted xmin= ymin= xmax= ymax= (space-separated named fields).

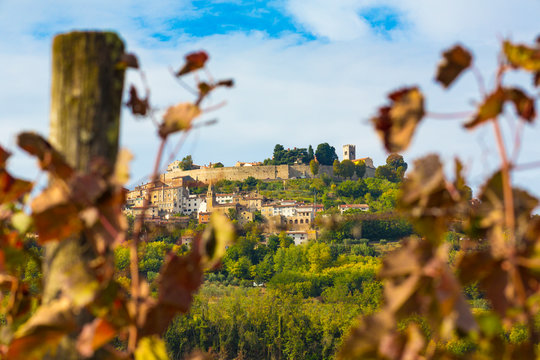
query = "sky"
xmin=1 ymin=0 xmax=540 ymax=196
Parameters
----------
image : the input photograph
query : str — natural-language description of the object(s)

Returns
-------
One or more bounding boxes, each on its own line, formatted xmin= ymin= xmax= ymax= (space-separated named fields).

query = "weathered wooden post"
xmin=44 ymin=31 xmax=126 ymax=358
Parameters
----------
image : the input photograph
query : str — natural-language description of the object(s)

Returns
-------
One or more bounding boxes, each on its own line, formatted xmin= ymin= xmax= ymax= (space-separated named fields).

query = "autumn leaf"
xmin=118 ymin=53 xmax=139 ymax=69
xmin=17 ymin=132 xmax=74 ymax=180
xmin=158 ymin=102 xmax=201 ymax=138
xmin=197 ymin=82 xmax=213 ymax=97
xmin=464 ymin=88 xmax=505 ymax=129
xmin=176 ymin=51 xmax=209 ymax=76
xmin=503 ymin=40 xmax=540 ymax=72
xmin=112 ymin=149 xmax=133 ymax=186
xmin=8 ymin=297 xmax=76 ymax=360
xmin=0 ymin=171 xmax=32 ymax=205
xmin=31 ymin=184 xmax=82 ymax=243
xmin=135 ymin=336 xmax=169 ymax=360
xmin=157 ymin=252 xmax=203 ymax=313
xmin=76 ymin=318 xmax=117 ymax=357
xmin=200 ymin=212 xmax=236 ymax=269
xmin=0 ymin=146 xmax=10 ymax=169
xmin=504 ymin=87 xmax=536 ymax=123
xmin=126 ymin=85 xmax=150 ymax=116
xmin=435 ymin=44 xmax=472 ymax=88
xmin=372 ymin=87 xmax=425 ymax=153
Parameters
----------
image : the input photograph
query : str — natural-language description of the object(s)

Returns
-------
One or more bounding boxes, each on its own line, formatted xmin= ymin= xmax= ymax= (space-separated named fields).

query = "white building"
xmin=339 ymin=204 xmax=369 ymax=214
xmin=216 ymin=193 xmax=234 ymax=204
xmin=286 ymin=231 xmax=309 ymax=246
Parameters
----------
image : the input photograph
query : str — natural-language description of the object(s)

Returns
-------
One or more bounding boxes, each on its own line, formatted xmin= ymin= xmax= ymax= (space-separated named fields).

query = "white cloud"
xmin=1 ymin=0 xmax=540 ymax=197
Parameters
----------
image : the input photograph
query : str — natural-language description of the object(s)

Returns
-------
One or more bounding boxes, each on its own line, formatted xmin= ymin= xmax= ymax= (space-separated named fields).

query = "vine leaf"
xmin=200 ymin=213 xmax=236 ymax=269
xmin=464 ymin=87 xmax=536 ymax=129
xmin=0 ymin=146 xmax=10 ymax=168
xmin=0 ymin=145 xmax=33 ymax=204
xmin=135 ymin=336 xmax=169 ymax=360
xmin=76 ymin=318 xmax=117 ymax=357
xmin=176 ymin=51 xmax=209 ymax=77
xmin=505 ymin=88 xmax=536 ymax=122
xmin=159 ymin=103 xmax=201 ymax=138
xmin=435 ymin=44 xmax=472 ymax=88
xmin=7 ymin=298 xmax=76 ymax=360
xmin=112 ymin=149 xmax=133 ymax=186
xmin=503 ymin=40 xmax=540 ymax=72
xmin=118 ymin=53 xmax=139 ymax=69
xmin=464 ymin=88 xmax=505 ymax=129
xmin=157 ymin=252 xmax=203 ymax=313
xmin=17 ymin=132 xmax=74 ymax=180
xmin=126 ymin=85 xmax=150 ymax=117
xmin=372 ymin=87 xmax=425 ymax=153
xmin=0 ymin=171 xmax=33 ymax=205
xmin=31 ymin=184 xmax=82 ymax=243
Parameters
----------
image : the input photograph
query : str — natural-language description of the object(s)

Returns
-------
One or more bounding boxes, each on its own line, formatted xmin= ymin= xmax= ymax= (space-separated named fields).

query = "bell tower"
xmin=343 ymin=144 xmax=356 ymax=160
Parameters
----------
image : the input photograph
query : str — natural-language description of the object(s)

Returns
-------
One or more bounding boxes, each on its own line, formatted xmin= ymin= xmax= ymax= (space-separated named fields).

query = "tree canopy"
xmin=315 ymin=143 xmax=338 ymax=165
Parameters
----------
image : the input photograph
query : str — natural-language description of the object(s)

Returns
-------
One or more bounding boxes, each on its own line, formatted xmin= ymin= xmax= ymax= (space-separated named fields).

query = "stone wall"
xmin=162 ymin=164 xmax=375 ymax=184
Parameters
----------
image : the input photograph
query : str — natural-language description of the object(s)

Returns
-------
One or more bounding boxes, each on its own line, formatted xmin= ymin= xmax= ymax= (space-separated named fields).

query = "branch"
xmin=128 ymin=136 xmax=167 ymax=352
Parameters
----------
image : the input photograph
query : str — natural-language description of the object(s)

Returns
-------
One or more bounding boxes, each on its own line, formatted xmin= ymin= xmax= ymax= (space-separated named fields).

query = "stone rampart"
xmin=162 ymin=163 xmax=375 ymax=184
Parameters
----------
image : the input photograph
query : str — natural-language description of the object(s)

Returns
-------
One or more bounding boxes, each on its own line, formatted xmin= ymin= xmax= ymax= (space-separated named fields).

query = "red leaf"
xmin=372 ymin=87 xmax=425 ymax=153
xmin=0 ymin=171 xmax=32 ymax=205
xmin=435 ymin=44 xmax=473 ymax=88
xmin=126 ymin=85 xmax=150 ymax=116
xmin=504 ymin=87 xmax=536 ymax=122
xmin=176 ymin=51 xmax=209 ymax=76
xmin=119 ymin=53 xmax=139 ymax=69
xmin=17 ymin=132 xmax=74 ymax=180
xmin=77 ymin=318 xmax=118 ymax=357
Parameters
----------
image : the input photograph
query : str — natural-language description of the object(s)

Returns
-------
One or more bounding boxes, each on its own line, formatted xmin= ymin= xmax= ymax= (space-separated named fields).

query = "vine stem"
xmin=492 ymin=119 xmax=515 ymax=242
xmin=128 ymin=136 xmax=167 ymax=352
xmin=425 ymin=111 xmax=473 ymax=119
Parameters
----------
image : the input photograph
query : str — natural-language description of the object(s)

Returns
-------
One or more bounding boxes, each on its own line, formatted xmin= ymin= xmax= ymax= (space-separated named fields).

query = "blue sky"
xmin=1 ymin=0 xmax=540 ymax=195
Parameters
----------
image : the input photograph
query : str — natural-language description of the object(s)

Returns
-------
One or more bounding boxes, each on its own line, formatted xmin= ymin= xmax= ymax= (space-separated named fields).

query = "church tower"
xmin=343 ymin=144 xmax=356 ymax=160
xmin=206 ymin=181 xmax=216 ymax=211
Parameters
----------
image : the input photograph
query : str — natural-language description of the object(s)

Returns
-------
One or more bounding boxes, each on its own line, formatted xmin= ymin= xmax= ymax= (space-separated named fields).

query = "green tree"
xmin=279 ymin=232 xmax=294 ymax=248
xmin=333 ymin=159 xmax=341 ymax=176
xmin=308 ymin=145 xmax=314 ymax=161
xmin=340 ymin=159 xmax=356 ymax=178
xmin=267 ymin=234 xmax=280 ymax=252
xmin=315 ymin=143 xmax=338 ymax=165
xmin=243 ymin=176 xmax=258 ymax=190
xmin=227 ymin=207 xmax=238 ymax=221
xmin=386 ymin=153 xmax=407 ymax=172
xmin=273 ymin=144 xmax=285 ymax=163
xmin=229 ymin=256 xmax=252 ymax=279
xmin=213 ymin=162 xmax=224 ymax=168
xmin=355 ymin=161 xmax=366 ymax=179
xmin=180 ymin=155 xmax=193 ymax=170
xmin=310 ymin=159 xmax=320 ymax=175
xmin=375 ymin=164 xmax=400 ymax=183
xmin=336 ymin=180 xmax=366 ymax=199
xmin=307 ymin=242 xmax=332 ymax=272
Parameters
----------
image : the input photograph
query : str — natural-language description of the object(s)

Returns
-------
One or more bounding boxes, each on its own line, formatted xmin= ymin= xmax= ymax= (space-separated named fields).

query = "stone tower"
xmin=343 ymin=144 xmax=356 ymax=160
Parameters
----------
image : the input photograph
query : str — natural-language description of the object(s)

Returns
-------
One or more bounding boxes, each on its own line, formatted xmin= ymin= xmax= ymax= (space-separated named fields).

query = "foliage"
xmin=179 ymin=155 xmax=193 ymax=170
xmin=375 ymin=154 xmax=407 ymax=183
xmin=264 ymin=144 xmax=311 ymax=165
xmin=315 ymin=143 xmax=338 ymax=166
xmin=338 ymin=37 xmax=540 ymax=360
xmin=309 ymin=159 xmax=319 ymax=175
xmin=0 ymin=41 xmax=235 ymax=360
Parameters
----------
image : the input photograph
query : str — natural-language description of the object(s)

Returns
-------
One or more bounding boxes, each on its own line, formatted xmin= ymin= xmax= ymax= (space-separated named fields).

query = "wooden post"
xmin=44 ymin=31 xmax=125 ymax=358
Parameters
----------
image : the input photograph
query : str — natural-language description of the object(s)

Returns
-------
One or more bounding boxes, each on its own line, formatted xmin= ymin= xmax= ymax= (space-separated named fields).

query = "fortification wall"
xmin=162 ymin=164 xmax=374 ymax=184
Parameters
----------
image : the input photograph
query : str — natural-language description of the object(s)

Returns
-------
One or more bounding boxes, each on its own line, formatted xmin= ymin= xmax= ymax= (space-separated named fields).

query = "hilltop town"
xmin=123 ymin=144 xmax=390 ymax=244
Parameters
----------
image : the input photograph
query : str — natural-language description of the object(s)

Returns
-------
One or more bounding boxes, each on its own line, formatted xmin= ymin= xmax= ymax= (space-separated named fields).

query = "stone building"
xmin=343 ymin=144 xmax=356 ymax=160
